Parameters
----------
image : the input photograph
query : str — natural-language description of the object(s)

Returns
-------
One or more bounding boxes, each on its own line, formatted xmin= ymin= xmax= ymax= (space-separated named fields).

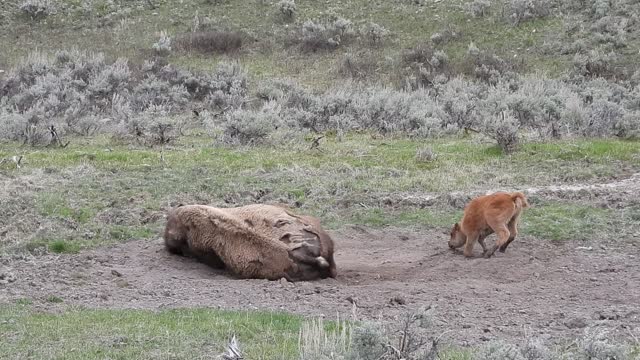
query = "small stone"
xmin=389 ymin=296 xmax=406 ymax=306
xmin=111 ymin=269 xmax=122 ymax=277
xmin=0 ymin=271 xmax=16 ymax=284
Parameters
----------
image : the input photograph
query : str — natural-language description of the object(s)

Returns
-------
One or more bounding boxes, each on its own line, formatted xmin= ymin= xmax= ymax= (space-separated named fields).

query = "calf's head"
xmin=164 ymin=207 xmax=189 ymax=254
xmin=448 ymin=223 xmax=466 ymax=249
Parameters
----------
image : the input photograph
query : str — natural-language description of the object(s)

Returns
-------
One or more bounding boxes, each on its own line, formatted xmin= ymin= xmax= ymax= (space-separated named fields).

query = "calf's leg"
xmin=499 ymin=218 xmax=519 ymax=253
xmin=485 ymin=225 xmax=511 ymax=258
xmin=463 ymin=232 xmax=479 ymax=258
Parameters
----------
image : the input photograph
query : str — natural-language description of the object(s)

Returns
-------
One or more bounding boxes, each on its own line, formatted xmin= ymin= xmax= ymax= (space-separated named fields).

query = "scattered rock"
xmin=389 ymin=295 xmax=406 ymax=306
xmin=0 ymin=270 xmax=16 ymax=284
xmin=110 ymin=336 xmax=129 ymax=348
xmin=111 ymin=269 xmax=122 ymax=277
xmin=594 ymin=310 xmax=620 ymax=321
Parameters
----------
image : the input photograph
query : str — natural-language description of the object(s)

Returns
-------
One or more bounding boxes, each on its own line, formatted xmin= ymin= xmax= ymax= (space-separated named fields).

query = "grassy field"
xmin=0 ymin=304 xmax=476 ymax=360
xmin=2 ymin=134 xmax=639 ymax=254
xmin=2 ymin=0 xmax=640 ymax=358
xmin=0 ymin=305 xmax=309 ymax=359
xmin=0 ymin=0 xmax=570 ymax=88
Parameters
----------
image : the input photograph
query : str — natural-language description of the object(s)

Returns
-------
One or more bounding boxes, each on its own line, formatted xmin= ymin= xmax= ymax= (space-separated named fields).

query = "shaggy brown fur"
xmin=449 ymin=192 xmax=529 ymax=258
xmin=225 ymin=204 xmax=337 ymax=278
xmin=164 ymin=204 xmax=336 ymax=281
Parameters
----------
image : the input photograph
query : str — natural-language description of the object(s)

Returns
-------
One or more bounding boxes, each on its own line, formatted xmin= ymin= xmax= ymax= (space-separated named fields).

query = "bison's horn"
xmin=316 ymin=256 xmax=330 ymax=268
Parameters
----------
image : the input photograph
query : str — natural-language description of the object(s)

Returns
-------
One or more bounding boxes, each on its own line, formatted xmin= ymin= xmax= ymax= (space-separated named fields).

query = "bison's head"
xmin=448 ymin=223 xmax=466 ymax=249
xmin=163 ymin=207 xmax=189 ymax=254
xmin=286 ymin=242 xmax=336 ymax=281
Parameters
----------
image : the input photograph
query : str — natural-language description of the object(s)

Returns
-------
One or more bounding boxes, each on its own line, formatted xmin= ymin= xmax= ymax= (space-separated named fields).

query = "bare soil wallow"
xmin=2 ymin=225 xmax=639 ymax=345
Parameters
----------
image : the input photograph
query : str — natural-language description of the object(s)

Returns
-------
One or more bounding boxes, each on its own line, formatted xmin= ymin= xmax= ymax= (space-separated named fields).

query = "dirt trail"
xmin=386 ymin=173 xmax=640 ymax=209
xmin=2 ymin=225 xmax=639 ymax=345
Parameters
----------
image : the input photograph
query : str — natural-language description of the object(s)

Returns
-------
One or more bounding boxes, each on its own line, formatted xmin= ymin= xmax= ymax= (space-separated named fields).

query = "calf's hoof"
xmin=484 ymin=248 xmax=497 ymax=259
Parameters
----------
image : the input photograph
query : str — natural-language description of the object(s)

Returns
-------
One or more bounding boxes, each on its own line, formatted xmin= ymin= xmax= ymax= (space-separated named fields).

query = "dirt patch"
xmin=1 ymin=226 xmax=639 ymax=346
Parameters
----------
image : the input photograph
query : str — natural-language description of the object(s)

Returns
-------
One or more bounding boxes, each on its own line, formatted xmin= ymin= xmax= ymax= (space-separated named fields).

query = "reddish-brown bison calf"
xmin=449 ymin=192 xmax=529 ymax=258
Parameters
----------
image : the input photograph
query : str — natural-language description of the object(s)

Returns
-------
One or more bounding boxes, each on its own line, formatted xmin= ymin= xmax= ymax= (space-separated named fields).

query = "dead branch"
xmin=0 ymin=155 xmax=23 ymax=169
xmin=14 ymin=155 xmax=23 ymax=169
xmin=310 ymin=135 xmax=325 ymax=150
xmin=49 ymin=125 xmax=70 ymax=148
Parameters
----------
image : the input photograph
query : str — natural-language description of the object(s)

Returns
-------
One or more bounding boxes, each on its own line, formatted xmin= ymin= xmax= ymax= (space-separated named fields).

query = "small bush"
xmin=19 ymin=0 xmax=55 ymax=20
xmin=466 ymin=0 xmax=492 ymax=18
xmin=415 ymin=146 xmax=437 ymax=163
xmin=297 ymin=17 xmax=356 ymax=52
xmin=462 ymin=46 xmax=518 ymax=84
xmin=400 ymin=44 xmax=451 ymax=89
xmin=430 ymin=27 xmax=460 ymax=45
xmin=152 ymin=31 xmax=172 ymax=56
xmin=482 ymin=110 xmax=520 ymax=154
xmin=520 ymin=338 xmax=553 ymax=360
xmin=506 ymin=0 xmax=552 ymax=26
xmin=360 ymin=22 xmax=390 ymax=47
xmin=339 ymin=52 xmax=380 ymax=80
xmin=174 ymin=31 xmax=243 ymax=54
xmin=573 ymin=329 xmax=631 ymax=360
xmin=117 ymin=105 xmax=187 ymax=146
xmin=348 ymin=323 xmax=387 ymax=360
xmin=0 ymin=111 xmax=50 ymax=146
xmin=572 ymin=49 xmax=618 ymax=79
xmin=473 ymin=341 xmax=525 ymax=360
xmin=276 ymin=0 xmax=296 ymax=20
xmin=221 ymin=102 xmax=282 ymax=145
xmin=299 ymin=317 xmax=351 ymax=360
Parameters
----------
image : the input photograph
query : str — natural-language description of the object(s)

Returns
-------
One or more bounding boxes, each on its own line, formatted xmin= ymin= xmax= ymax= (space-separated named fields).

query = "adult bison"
xmin=163 ymin=204 xmax=337 ymax=281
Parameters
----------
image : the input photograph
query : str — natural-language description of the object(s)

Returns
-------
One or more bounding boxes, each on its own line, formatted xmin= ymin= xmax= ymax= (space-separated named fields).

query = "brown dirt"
xmin=1 ymin=225 xmax=639 ymax=346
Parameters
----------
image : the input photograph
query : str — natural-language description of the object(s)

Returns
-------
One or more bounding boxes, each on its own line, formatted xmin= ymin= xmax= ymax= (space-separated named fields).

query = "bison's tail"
xmin=511 ymin=192 xmax=530 ymax=209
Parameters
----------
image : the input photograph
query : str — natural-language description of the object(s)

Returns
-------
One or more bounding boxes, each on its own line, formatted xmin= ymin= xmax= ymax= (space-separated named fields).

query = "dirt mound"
xmin=1 ymin=226 xmax=639 ymax=345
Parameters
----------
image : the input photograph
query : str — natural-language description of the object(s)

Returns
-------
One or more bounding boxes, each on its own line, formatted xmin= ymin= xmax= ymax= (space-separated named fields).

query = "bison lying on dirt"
xmin=449 ymin=192 xmax=529 ymax=258
xmin=163 ymin=204 xmax=337 ymax=281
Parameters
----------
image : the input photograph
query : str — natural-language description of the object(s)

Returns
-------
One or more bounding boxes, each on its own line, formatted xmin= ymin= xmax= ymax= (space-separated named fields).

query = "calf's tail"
xmin=511 ymin=192 xmax=530 ymax=209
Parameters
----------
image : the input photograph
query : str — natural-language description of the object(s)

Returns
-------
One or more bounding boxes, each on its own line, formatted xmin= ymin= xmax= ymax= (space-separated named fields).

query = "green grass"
xmin=1 ymin=135 xmax=638 ymax=253
xmin=0 ymin=304 xmax=477 ymax=360
xmin=342 ymin=208 xmax=460 ymax=229
xmin=48 ymin=239 xmax=82 ymax=254
xmin=45 ymin=295 xmax=64 ymax=304
xmin=523 ymin=202 xmax=616 ymax=242
xmin=14 ymin=298 xmax=33 ymax=305
xmin=0 ymin=306 xmax=306 ymax=359
xmin=0 ymin=0 xmax=576 ymax=88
